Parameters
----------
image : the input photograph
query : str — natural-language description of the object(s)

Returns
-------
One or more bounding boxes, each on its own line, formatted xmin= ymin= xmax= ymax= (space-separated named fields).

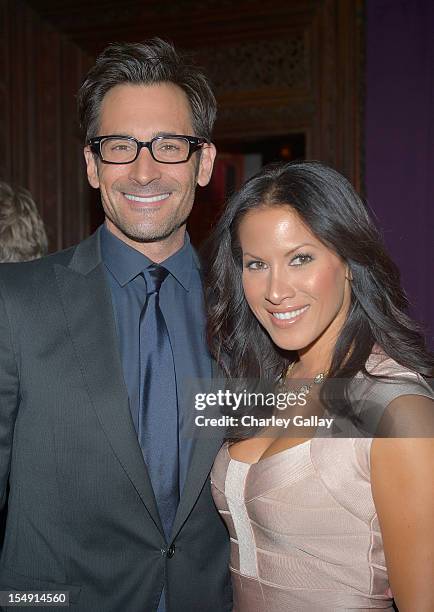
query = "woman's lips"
xmin=268 ymin=305 xmax=310 ymax=327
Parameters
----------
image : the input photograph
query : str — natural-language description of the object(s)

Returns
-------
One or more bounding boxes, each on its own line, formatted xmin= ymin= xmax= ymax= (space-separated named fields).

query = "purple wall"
xmin=366 ymin=0 xmax=434 ymax=349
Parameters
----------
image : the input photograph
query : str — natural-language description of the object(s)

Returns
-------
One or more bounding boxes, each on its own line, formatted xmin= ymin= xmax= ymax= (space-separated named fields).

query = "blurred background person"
xmin=0 ymin=181 xmax=48 ymax=263
xmin=0 ymin=180 xmax=47 ymax=543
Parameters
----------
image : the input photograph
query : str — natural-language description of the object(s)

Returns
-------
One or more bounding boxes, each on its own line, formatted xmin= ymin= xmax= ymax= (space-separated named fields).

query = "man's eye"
xmin=110 ymin=143 xmax=134 ymax=152
xmin=290 ymin=254 xmax=313 ymax=266
xmin=245 ymin=260 xmax=267 ymax=270
xmin=157 ymin=143 xmax=181 ymax=152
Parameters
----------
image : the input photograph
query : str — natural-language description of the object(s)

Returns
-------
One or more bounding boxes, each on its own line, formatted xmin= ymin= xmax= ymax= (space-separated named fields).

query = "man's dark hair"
xmin=0 ymin=182 xmax=48 ymax=263
xmin=77 ymin=38 xmax=217 ymax=142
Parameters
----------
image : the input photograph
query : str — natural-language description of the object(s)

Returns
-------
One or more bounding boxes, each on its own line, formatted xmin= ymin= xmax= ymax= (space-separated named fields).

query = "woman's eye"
xmin=245 ymin=260 xmax=267 ymax=271
xmin=290 ymin=254 xmax=313 ymax=266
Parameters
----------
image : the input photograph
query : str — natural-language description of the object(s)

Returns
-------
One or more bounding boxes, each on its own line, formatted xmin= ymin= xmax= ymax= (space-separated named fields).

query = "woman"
xmin=204 ymin=161 xmax=434 ymax=611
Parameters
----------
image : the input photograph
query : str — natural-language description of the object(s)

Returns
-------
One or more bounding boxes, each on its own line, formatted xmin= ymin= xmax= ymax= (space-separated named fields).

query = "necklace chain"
xmin=284 ymin=362 xmax=328 ymax=396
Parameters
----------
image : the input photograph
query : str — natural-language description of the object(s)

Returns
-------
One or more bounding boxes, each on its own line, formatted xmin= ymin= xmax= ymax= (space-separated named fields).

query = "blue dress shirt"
xmin=100 ymin=224 xmax=212 ymax=500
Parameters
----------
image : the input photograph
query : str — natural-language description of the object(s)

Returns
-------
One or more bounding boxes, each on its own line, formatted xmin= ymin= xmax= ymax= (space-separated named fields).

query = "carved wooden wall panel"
xmin=0 ymin=0 xmax=92 ymax=251
xmin=0 ymin=1 xmax=12 ymax=182
xmin=191 ymin=0 xmax=363 ymax=191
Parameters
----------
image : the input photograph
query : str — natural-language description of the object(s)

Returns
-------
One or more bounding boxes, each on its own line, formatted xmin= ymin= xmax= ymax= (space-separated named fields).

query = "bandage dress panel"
xmin=211 ymin=353 xmax=433 ymax=611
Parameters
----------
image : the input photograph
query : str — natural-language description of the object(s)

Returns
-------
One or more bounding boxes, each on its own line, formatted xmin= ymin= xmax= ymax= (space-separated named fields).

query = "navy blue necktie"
xmin=139 ymin=264 xmax=179 ymax=540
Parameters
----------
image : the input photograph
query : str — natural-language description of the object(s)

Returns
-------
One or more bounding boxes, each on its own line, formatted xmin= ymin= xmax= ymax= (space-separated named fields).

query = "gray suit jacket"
xmin=0 ymin=231 xmax=231 ymax=611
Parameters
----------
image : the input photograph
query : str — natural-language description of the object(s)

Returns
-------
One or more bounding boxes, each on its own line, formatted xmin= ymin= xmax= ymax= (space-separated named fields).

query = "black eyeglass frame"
xmin=87 ymin=134 xmax=209 ymax=165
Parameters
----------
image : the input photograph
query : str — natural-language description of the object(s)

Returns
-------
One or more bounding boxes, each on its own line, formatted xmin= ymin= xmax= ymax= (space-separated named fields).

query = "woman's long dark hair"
xmin=203 ymin=161 xmax=433 ymax=400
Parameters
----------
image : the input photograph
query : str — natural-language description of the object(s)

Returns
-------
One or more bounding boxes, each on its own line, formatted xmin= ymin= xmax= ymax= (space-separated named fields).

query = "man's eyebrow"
xmin=152 ymin=131 xmax=182 ymax=138
xmin=99 ymin=132 xmax=181 ymax=140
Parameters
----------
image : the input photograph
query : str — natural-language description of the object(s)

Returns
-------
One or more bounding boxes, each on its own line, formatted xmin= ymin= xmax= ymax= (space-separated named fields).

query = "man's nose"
xmin=127 ymin=147 xmax=162 ymax=184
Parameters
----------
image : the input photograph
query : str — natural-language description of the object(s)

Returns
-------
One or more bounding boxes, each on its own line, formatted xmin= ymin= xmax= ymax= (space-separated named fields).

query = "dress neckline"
xmin=226 ymin=438 xmax=312 ymax=467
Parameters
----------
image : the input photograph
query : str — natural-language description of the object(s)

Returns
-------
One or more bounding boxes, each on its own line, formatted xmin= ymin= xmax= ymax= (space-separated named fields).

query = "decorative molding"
xmin=215 ymin=102 xmax=316 ymax=139
xmin=153 ymin=0 xmax=259 ymax=14
xmin=197 ymin=36 xmax=308 ymax=94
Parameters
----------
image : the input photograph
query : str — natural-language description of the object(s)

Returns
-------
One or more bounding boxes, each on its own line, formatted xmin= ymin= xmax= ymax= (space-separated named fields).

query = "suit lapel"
xmin=171 ymin=360 xmax=224 ymax=540
xmin=55 ymin=231 xmax=164 ymax=537
xmin=170 ymin=435 xmax=223 ymax=540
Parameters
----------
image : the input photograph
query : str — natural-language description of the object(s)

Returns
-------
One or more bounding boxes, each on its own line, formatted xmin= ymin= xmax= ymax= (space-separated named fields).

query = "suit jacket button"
xmin=167 ymin=545 xmax=175 ymax=558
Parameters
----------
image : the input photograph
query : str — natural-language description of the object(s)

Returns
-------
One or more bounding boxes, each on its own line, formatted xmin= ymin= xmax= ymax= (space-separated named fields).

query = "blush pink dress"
xmin=211 ymin=352 xmax=433 ymax=611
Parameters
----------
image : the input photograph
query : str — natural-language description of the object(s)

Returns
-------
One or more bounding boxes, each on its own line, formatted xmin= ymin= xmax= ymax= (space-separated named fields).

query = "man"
xmin=0 ymin=39 xmax=231 ymax=611
xmin=0 ymin=182 xmax=48 ymax=262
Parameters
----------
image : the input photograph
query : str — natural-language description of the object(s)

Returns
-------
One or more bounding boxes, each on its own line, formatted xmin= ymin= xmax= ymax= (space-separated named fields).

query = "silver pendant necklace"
xmin=284 ymin=362 xmax=328 ymax=396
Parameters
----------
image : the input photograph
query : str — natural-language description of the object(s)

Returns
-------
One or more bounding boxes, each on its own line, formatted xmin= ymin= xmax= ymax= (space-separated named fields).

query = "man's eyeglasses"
xmin=87 ymin=134 xmax=209 ymax=165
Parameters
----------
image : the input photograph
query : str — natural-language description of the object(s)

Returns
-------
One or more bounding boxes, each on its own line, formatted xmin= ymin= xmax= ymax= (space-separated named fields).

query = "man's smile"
xmin=123 ymin=192 xmax=171 ymax=204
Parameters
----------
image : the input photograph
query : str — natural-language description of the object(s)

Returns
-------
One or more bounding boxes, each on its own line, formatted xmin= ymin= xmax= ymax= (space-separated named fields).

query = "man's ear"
xmin=345 ymin=265 xmax=353 ymax=281
xmin=84 ymin=147 xmax=100 ymax=189
xmin=197 ymin=143 xmax=217 ymax=187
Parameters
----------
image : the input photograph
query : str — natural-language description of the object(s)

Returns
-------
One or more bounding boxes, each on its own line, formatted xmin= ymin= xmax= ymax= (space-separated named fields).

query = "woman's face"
xmin=238 ymin=205 xmax=352 ymax=364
